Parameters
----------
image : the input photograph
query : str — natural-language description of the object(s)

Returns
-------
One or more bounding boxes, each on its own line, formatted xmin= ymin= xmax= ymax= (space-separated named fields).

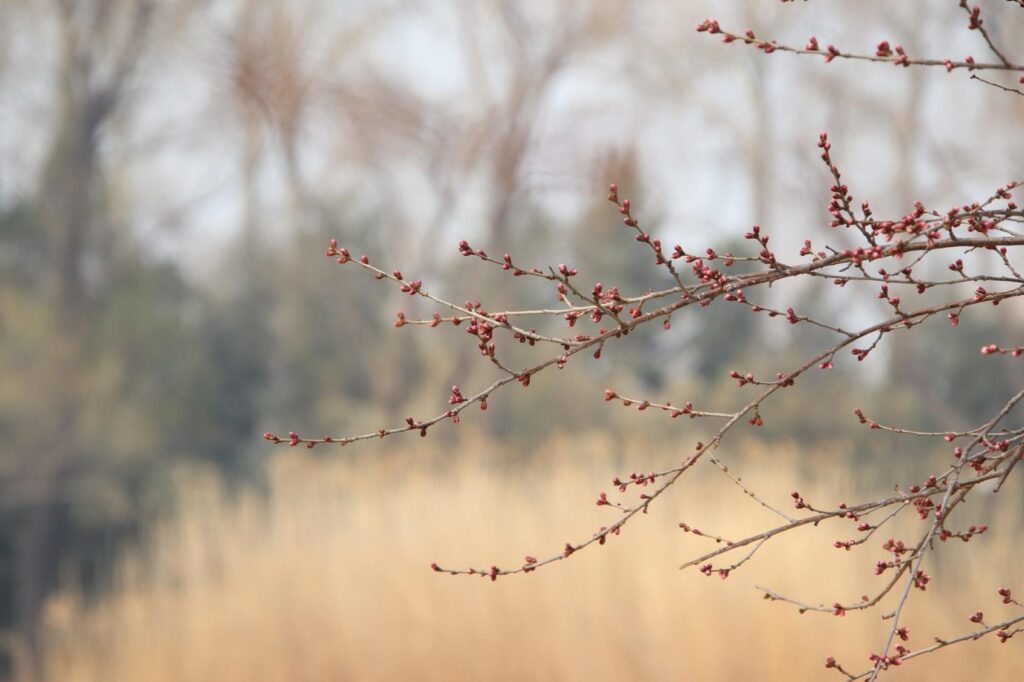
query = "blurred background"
xmin=1 ymin=1 xmax=1023 ymax=680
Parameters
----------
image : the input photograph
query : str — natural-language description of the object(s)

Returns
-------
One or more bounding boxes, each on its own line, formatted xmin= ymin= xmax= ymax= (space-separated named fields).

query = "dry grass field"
xmin=39 ymin=434 xmax=1023 ymax=681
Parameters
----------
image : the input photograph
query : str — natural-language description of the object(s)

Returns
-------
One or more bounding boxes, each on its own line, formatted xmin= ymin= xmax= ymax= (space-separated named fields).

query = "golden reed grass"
xmin=39 ymin=434 xmax=1023 ymax=681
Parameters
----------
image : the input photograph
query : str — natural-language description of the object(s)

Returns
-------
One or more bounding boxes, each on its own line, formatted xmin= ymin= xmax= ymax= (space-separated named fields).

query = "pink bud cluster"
xmin=273 ymin=5 xmax=1024 ymax=678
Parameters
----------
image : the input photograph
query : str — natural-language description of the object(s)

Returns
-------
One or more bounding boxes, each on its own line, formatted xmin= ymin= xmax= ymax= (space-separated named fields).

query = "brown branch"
xmin=696 ymin=21 xmax=1024 ymax=72
xmin=970 ymin=73 xmax=1024 ymax=96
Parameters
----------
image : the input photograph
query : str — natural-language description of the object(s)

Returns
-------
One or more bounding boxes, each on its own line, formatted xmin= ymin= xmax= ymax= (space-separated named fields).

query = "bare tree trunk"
xmin=10 ymin=2 xmax=158 ymax=675
xmin=16 ymin=77 xmax=97 ymax=682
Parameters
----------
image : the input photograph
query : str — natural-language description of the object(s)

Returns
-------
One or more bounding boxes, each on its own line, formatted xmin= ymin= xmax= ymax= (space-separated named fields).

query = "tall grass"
xmin=40 ymin=434 xmax=1023 ymax=681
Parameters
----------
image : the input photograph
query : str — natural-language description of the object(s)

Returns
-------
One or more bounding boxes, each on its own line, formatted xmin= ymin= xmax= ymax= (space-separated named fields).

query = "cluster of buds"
xmin=271 ymin=5 xmax=1024 ymax=678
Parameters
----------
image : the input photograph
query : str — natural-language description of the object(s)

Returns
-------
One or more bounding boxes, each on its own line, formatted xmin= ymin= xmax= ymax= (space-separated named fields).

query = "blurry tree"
xmin=0 ymin=1 xmax=209 ymax=674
